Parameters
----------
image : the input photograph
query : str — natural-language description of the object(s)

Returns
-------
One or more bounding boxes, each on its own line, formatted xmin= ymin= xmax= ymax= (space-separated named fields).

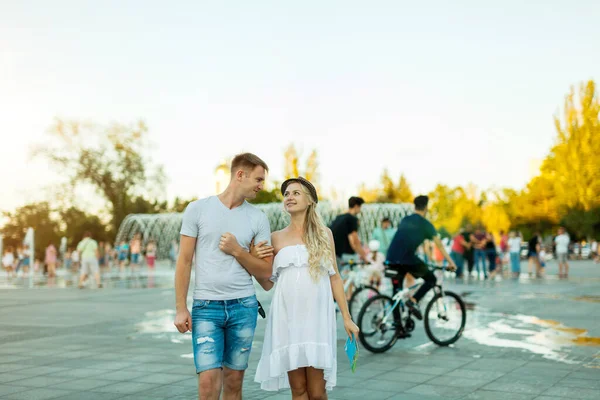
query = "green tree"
xmin=1 ymin=202 xmax=62 ymax=260
xmin=36 ymin=119 xmax=166 ymax=235
xmin=60 ymin=207 xmax=109 ymax=247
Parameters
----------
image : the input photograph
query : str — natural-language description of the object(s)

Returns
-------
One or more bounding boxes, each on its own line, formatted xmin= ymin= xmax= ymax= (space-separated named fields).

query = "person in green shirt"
xmin=371 ymin=217 xmax=396 ymax=257
xmin=77 ymin=231 xmax=102 ymax=289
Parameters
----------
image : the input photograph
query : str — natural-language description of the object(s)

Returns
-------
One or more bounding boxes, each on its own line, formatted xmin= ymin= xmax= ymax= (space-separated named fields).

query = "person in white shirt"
xmin=2 ymin=247 xmax=15 ymax=279
xmin=554 ymin=227 xmax=570 ymax=279
xmin=507 ymin=231 xmax=522 ymax=279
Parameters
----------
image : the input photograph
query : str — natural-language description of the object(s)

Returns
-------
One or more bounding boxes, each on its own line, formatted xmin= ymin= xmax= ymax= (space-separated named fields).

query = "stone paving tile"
xmin=3 ymin=387 xmax=76 ymax=400
xmin=92 ymin=381 xmax=163 ymax=395
xmin=463 ymin=390 xmax=536 ymax=400
xmin=47 ymin=378 xmax=116 ymax=391
xmin=6 ymin=375 xmax=75 ymax=389
xmin=0 ymin=373 xmax=30 ymax=384
xmin=405 ymin=383 xmax=476 ymax=398
xmin=0 ymin=385 xmax=31 ymax=397
xmin=541 ymin=386 xmax=600 ymax=399
xmin=482 ymin=381 xmax=549 ymax=396
xmin=55 ymin=393 xmax=125 ymax=400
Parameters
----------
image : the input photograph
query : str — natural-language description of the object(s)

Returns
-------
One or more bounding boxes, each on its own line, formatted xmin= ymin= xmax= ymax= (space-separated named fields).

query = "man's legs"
xmin=192 ymin=299 xmax=226 ymax=400
xmin=78 ymin=261 xmax=89 ymax=288
xmin=222 ymin=295 xmax=258 ymax=400
xmin=198 ymin=370 xmax=222 ymax=400
xmin=410 ymin=262 xmax=437 ymax=303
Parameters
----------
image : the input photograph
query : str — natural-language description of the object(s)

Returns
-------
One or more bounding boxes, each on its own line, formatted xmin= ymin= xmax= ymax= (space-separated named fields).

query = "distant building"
xmin=214 ymin=160 xmax=230 ymax=194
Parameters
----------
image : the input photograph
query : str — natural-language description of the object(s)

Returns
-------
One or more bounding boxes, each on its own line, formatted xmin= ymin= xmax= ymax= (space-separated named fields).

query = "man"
xmin=77 ymin=231 xmax=101 ymax=289
xmin=555 ymin=227 xmax=570 ymax=279
xmin=371 ymin=217 xmax=396 ymax=257
xmin=329 ymin=196 xmax=369 ymax=265
xmin=174 ymin=153 xmax=273 ymax=400
xmin=386 ymin=195 xmax=456 ymax=322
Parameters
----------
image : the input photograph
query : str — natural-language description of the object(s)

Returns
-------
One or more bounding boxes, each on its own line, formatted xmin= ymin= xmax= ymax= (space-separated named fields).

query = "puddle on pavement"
xmin=465 ymin=312 xmax=600 ymax=364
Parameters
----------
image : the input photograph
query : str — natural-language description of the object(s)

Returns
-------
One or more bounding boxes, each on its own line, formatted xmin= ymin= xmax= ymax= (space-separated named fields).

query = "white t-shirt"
xmin=180 ymin=196 xmax=271 ymax=300
xmin=2 ymin=253 xmax=15 ymax=267
xmin=508 ymin=237 xmax=522 ymax=253
xmin=554 ymin=234 xmax=570 ymax=254
xmin=71 ymin=250 xmax=80 ymax=262
xmin=592 ymin=241 xmax=598 ymax=252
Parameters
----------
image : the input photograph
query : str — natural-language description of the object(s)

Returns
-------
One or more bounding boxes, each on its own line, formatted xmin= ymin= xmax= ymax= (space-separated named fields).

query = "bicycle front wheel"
xmin=357 ymin=294 xmax=398 ymax=353
xmin=349 ymin=285 xmax=379 ymax=320
xmin=424 ymin=290 xmax=466 ymax=346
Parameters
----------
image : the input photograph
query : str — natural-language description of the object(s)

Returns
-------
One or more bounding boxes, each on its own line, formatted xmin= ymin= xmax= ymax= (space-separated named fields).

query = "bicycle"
xmin=339 ymin=259 xmax=380 ymax=320
xmin=357 ymin=263 xmax=466 ymax=353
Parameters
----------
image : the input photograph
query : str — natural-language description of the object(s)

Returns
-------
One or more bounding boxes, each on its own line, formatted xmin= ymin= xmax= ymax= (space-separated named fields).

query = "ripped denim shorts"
xmin=191 ymin=295 xmax=259 ymax=373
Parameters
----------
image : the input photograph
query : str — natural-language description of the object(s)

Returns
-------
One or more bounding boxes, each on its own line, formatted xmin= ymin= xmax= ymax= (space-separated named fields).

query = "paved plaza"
xmin=1 ymin=260 xmax=599 ymax=399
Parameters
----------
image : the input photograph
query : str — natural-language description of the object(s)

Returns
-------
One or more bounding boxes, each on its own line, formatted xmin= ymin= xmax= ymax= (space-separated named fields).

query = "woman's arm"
xmin=326 ymin=229 xmax=359 ymax=338
xmin=250 ymin=235 xmax=276 ymax=291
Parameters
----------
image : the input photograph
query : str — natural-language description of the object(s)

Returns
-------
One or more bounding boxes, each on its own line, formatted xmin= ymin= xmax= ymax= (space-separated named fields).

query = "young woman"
xmin=250 ymin=177 xmax=359 ymax=399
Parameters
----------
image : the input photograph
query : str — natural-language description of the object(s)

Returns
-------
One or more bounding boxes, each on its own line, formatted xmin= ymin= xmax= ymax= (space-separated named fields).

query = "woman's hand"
xmin=250 ymin=239 xmax=274 ymax=259
xmin=344 ymin=316 xmax=360 ymax=339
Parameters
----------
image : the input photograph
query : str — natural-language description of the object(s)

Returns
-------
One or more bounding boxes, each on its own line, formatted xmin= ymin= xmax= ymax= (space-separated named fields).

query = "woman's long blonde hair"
xmin=297 ymin=184 xmax=334 ymax=281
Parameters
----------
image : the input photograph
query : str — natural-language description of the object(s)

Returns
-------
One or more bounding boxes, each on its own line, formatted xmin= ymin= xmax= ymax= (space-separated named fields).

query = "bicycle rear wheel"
xmin=424 ymin=290 xmax=466 ymax=346
xmin=357 ymin=294 xmax=398 ymax=353
xmin=349 ymin=285 xmax=379 ymax=320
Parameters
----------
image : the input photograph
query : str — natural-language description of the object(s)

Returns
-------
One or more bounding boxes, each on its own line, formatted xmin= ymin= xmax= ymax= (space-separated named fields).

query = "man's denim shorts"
xmin=191 ymin=295 xmax=259 ymax=374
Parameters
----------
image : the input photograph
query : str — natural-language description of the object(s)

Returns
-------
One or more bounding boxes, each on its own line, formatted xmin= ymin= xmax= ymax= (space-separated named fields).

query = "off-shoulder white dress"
xmin=255 ymin=244 xmax=337 ymax=391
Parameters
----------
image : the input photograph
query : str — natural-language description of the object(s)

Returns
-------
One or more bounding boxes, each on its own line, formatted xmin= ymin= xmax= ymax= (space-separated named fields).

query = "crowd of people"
xmin=1 ymin=232 xmax=181 ymax=287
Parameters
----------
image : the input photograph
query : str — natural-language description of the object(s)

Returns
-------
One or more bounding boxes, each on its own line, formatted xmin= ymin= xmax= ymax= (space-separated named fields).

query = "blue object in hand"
xmin=344 ymin=334 xmax=359 ymax=373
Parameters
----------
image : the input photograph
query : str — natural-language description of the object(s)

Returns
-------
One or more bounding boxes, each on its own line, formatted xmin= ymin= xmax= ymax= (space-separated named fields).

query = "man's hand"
xmin=250 ymin=239 xmax=274 ymax=259
xmin=174 ymin=308 xmax=192 ymax=333
xmin=219 ymin=233 xmax=243 ymax=257
xmin=446 ymin=261 xmax=457 ymax=272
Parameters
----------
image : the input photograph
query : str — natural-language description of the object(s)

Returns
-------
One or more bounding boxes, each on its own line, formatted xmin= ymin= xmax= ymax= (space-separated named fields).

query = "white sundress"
xmin=255 ymin=244 xmax=337 ymax=391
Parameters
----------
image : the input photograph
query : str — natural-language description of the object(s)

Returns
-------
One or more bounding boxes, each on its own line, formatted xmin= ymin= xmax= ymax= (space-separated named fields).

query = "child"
xmin=538 ymin=247 xmax=547 ymax=277
xmin=145 ymin=240 xmax=157 ymax=269
xmin=64 ymin=248 xmax=73 ymax=272
xmin=365 ymin=240 xmax=385 ymax=289
xmin=71 ymin=248 xmax=80 ymax=273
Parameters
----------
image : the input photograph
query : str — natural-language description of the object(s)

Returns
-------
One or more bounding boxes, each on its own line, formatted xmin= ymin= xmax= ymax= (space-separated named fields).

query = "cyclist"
xmin=386 ymin=195 xmax=457 ymax=321
xmin=330 ymin=196 xmax=370 ymax=299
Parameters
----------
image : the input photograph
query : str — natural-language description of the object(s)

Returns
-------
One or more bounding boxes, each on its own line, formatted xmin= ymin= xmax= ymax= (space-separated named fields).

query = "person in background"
xmin=77 ymin=231 xmax=102 ymax=289
xmin=71 ymin=248 xmax=80 ymax=273
xmin=555 ymin=227 xmax=570 ymax=279
xmin=146 ymin=239 xmax=157 ymax=269
xmin=118 ymin=240 xmax=129 ymax=273
xmin=64 ymin=247 xmax=73 ymax=274
xmin=528 ymin=232 xmax=542 ymax=278
xmin=2 ymin=246 xmax=15 ymax=279
xmin=371 ymin=217 xmax=396 ymax=257
xmin=499 ymin=230 xmax=509 ymax=271
xmin=451 ymin=229 xmax=468 ymax=279
xmin=507 ymin=231 xmax=522 ymax=279
xmin=539 ymin=247 xmax=547 ymax=277
xmin=486 ymin=232 xmax=500 ymax=280
xmin=472 ymin=227 xmax=488 ymax=280
xmin=45 ymin=242 xmax=58 ymax=278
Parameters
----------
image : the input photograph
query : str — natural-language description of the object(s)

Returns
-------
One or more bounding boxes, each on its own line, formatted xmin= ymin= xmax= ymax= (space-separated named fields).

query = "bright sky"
xmin=1 ymin=0 xmax=599 ymax=213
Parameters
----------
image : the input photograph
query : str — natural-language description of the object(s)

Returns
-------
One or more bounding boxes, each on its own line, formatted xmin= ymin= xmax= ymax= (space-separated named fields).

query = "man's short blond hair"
xmin=230 ymin=153 xmax=269 ymax=174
